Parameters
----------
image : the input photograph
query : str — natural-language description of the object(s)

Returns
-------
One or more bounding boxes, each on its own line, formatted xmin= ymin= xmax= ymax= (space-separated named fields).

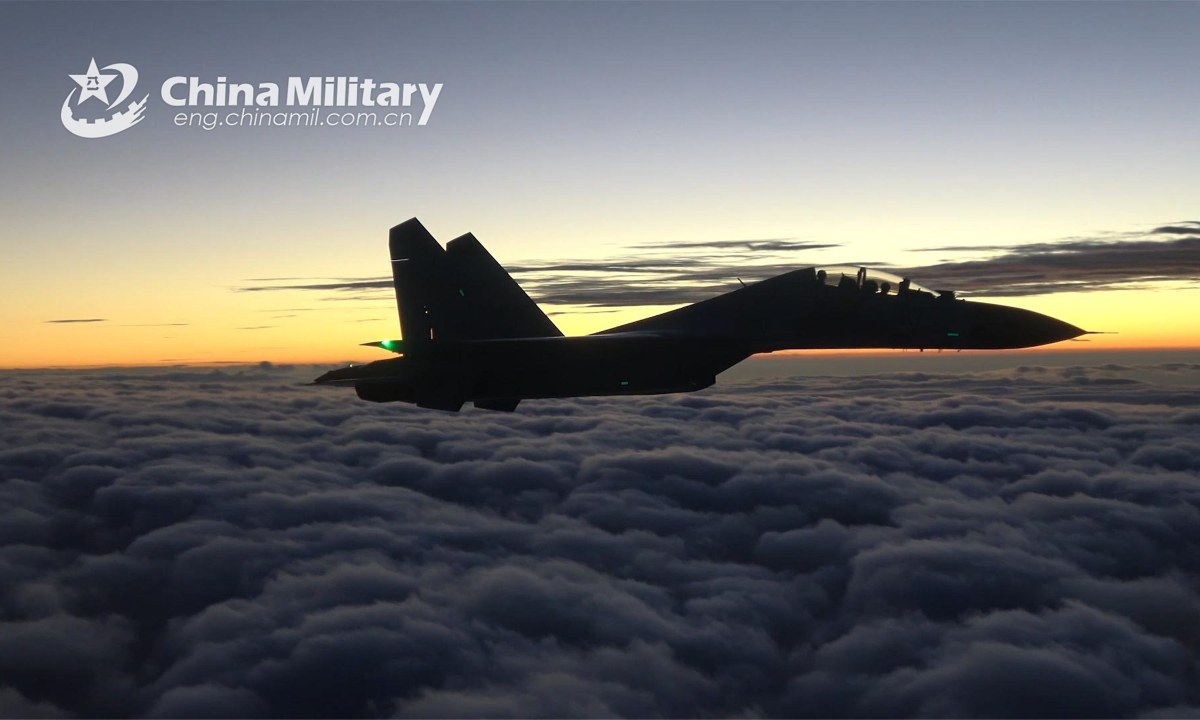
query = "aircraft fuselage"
xmin=314 ymin=263 xmax=1084 ymax=412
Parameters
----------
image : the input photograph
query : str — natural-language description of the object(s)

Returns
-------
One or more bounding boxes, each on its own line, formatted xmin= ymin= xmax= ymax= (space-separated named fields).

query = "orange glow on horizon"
xmin=3 ymin=315 xmax=1195 ymax=370
xmin=3 ymin=279 xmax=1197 ymax=370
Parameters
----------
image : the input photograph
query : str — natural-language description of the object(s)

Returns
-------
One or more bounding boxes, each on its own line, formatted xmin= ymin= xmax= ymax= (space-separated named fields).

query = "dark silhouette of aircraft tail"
xmin=389 ymin=218 xmax=561 ymax=347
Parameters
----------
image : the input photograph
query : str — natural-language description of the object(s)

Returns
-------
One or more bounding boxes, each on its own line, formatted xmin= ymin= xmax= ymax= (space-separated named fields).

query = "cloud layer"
xmin=904 ymin=222 xmax=1200 ymax=297
xmin=234 ymin=222 xmax=1200 ymax=309
xmin=1 ymin=362 xmax=1199 ymax=717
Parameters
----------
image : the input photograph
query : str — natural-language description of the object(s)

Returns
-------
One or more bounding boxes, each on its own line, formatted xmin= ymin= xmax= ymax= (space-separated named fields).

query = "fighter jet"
xmin=313 ymin=218 xmax=1086 ymax=411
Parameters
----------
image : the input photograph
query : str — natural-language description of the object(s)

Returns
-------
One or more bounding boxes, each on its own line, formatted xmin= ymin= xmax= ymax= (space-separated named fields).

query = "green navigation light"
xmin=458 ymin=288 xmax=466 ymax=297
xmin=381 ymin=340 xmax=395 ymax=349
xmin=620 ymin=380 xmax=629 ymax=386
xmin=947 ymin=332 xmax=960 ymax=337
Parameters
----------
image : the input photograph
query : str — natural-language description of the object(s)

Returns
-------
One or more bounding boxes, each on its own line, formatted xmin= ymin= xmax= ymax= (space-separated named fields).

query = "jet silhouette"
xmin=314 ymin=218 xmax=1086 ymax=411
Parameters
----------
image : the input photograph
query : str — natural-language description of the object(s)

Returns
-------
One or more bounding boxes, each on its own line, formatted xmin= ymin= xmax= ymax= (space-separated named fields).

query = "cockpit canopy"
xmin=816 ymin=266 xmax=936 ymax=296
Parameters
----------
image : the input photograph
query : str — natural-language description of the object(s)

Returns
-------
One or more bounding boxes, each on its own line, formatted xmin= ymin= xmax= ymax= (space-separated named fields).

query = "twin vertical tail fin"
xmin=389 ymin=218 xmax=452 ymax=347
xmin=388 ymin=218 xmax=561 ymax=348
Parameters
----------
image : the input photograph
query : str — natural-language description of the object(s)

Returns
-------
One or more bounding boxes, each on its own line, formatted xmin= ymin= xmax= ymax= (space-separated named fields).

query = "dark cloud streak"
xmin=903 ymin=223 xmax=1200 ymax=296
xmin=1150 ymin=222 xmax=1200 ymax=235
xmin=232 ymin=222 xmax=1200 ymax=309
xmin=44 ymin=318 xmax=106 ymax=324
xmin=626 ymin=237 xmax=839 ymax=253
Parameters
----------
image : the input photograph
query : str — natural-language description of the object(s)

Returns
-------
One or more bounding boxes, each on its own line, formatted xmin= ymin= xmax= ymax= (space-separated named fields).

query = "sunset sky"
xmin=3 ymin=1 xmax=1199 ymax=368
xmin=5 ymin=6 xmax=1200 ymax=717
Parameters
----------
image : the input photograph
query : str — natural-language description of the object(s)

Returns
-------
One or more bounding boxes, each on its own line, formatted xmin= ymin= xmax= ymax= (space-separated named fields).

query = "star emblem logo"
xmin=61 ymin=58 xmax=148 ymax=139
xmin=69 ymin=58 xmax=118 ymax=106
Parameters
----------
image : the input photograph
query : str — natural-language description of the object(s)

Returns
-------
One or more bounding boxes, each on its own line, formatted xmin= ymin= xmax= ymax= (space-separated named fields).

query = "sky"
xmin=3 ymin=6 xmax=1200 ymax=715
xmin=2 ymin=1 xmax=1200 ymax=367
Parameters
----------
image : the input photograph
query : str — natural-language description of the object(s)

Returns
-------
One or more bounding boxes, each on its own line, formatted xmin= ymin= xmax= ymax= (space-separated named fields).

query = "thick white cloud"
xmin=0 ymin=362 xmax=1198 ymax=717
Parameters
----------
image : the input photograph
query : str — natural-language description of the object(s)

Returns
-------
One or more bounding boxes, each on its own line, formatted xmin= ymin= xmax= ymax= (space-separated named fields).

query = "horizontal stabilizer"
xmin=360 ymin=339 xmax=405 ymax=353
xmin=474 ymin=398 xmax=520 ymax=412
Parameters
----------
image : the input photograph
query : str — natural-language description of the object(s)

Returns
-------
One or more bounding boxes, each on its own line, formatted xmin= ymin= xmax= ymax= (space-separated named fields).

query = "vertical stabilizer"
xmin=388 ymin=218 xmax=560 ymax=346
xmin=390 ymin=219 xmax=460 ymax=346
xmin=446 ymin=233 xmax=562 ymax=339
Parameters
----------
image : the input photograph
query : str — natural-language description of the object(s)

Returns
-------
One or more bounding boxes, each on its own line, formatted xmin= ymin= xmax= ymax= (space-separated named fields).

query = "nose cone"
xmin=967 ymin=302 xmax=1085 ymax=349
